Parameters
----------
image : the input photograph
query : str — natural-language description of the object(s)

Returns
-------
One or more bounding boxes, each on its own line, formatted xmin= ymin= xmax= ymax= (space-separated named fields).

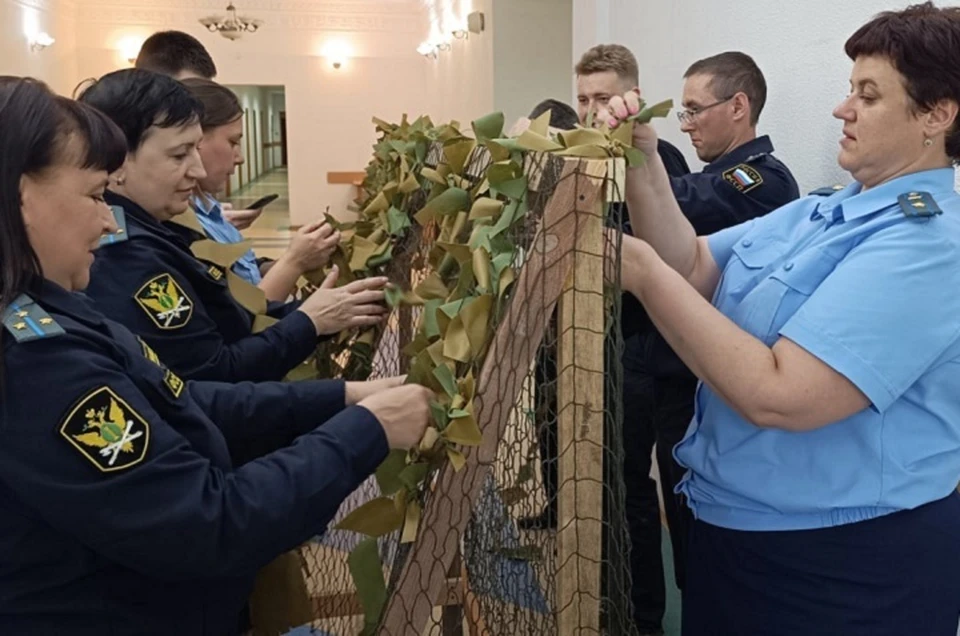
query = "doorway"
xmin=220 ymin=85 xmax=291 ymax=258
xmin=222 ymin=85 xmax=287 ymax=197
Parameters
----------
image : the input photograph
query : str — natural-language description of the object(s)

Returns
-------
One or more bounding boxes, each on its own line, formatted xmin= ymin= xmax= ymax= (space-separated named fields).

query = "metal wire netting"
xmin=290 ymin=147 xmax=635 ymax=636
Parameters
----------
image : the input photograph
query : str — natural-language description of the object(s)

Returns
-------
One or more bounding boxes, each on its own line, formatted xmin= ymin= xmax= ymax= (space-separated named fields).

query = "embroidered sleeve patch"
xmin=722 ymin=164 xmax=764 ymax=194
xmin=135 ymin=274 xmax=193 ymax=330
xmin=138 ymin=337 xmax=161 ymax=366
xmin=60 ymin=387 xmax=150 ymax=473
xmin=163 ymin=369 xmax=185 ymax=398
xmin=207 ymin=264 xmax=225 ymax=282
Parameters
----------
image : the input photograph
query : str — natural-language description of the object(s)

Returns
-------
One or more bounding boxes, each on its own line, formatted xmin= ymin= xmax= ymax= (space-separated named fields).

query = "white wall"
xmin=424 ymin=0 xmax=575 ymax=134
xmin=424 ymin=0 xmax=495 ymax=127
xmin=68 ymin=0 xmax=433 ymax=225
xmin=0 ymin=0 xmax=78 ymax=95
xmin=575 ymin=0 xmax=898 ymax=193
xmin=492 ymin=0 xmax=573 ymax=126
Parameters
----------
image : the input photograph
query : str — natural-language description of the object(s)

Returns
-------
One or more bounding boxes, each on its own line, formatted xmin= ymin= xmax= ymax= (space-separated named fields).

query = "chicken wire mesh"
xmin=284 ymin=144 xmax=637 ymax=636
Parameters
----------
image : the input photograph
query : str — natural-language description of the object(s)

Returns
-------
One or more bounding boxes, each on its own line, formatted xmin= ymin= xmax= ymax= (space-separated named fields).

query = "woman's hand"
xmin=285 ymin=220 xmax=340 ymax=274
xmin=297 ymin=266 xmax=389 ymax=335
xmin=609 ymin=228 xmax=660 ymax=298
xmin=221 ymin=202 xmax=263 ymax=230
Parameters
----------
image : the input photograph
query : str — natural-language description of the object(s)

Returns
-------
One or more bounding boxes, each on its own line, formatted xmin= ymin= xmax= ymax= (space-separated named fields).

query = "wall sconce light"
xmin=433 ymin=36 xmax=451 ymax=52
xmin=321 ymin=40 xmax=351 ymax=70
xmin=450 ymin=16 xmax=469 ymax=40
xmin=118 ymin=36 xmax=144 ymax=65
xmin=467 ymin=11 xmax=486 ymax=34
xmin=417 ymin=42 xmax=438 ymax=60
xmin=29 ymin=32 xmax=55 ymax=52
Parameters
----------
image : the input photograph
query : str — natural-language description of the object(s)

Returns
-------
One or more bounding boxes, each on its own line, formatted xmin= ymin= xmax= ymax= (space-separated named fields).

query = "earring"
xmin=924 ymin=137 xmax=934 ymax=147
xmin=115 ymin=176 xmax=126 ymax=186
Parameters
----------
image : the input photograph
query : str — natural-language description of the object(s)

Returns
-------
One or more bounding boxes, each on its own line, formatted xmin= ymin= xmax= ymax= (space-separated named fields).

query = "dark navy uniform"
xmin=0 ymin=281 xmax=387 ymax=635
xmin=621 ymin=135 xmax=800 ymax=632
xmin=87 ymin=192 xmax=317 ymax=382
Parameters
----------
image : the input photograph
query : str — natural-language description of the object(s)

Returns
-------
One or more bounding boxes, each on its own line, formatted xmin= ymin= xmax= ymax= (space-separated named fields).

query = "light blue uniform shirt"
xmin=191 ymin=194 xmax=262 ymax=285
xmin=675 ymin=168 xmax=960 ymax=531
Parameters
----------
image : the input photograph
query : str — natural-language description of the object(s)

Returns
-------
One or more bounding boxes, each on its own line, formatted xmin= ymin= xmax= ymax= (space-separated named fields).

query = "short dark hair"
xmin=575 ymin=44 xmax=639 ymax=86
xmin=684 ymin=52 xmax=767 ymax=125
xmin=0 ymin=77 xmax=125 ymax=310
xmin=845 ymin=2 xmax=960 ymax=162
xmin=135 ymin=31 xmax=217 ymax=80
xmin=77 ymin=69 xmax=203 ymax=152
xmin=180 ymin=78 xmax=242 ymax=131
xmin=529 ymin=99 xmax=579 ymax=130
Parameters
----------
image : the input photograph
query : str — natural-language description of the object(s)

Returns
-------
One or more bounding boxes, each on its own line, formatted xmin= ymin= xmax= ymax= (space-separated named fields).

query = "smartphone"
xmin=247 ymin=193 xmax=279 ymax=210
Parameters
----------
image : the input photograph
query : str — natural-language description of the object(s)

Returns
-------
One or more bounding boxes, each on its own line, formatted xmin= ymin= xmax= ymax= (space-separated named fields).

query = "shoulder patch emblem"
xmin=722 ymin=164 xmax=764 ymax=194
xmin=898 ymin=191 xmax=942 ymax=219
xmin=60 ymin=386 xmax=149 ymax=472
xmin=135 ymin=274 xmax=193 ymax=330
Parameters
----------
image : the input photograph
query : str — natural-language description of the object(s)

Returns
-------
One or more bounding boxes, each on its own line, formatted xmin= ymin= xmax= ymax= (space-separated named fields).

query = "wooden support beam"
xmin=556 ymin=168 xmax=607 ymax=635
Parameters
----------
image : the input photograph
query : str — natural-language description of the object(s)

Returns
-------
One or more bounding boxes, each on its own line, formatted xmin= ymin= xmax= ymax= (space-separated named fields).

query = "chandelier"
xmin=199 ymin=3 xmax=262 ymax=40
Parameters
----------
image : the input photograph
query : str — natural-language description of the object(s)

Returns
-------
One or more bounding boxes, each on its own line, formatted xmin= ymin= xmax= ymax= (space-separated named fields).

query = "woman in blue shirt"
xmin=605 ymin=4 xmax=960 ymax=634
xmin=183 ymin=77 xmax=340 ymax=302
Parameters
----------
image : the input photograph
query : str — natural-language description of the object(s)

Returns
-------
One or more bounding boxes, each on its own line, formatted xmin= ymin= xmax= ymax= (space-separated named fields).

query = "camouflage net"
xmin=282 ymin=106 xmax=672 ymax=636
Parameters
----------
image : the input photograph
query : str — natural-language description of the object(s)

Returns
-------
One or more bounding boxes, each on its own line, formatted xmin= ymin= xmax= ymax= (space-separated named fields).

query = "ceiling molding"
xmin=75 ymin=0 xmax=421 ymax=14
xmin=73 ymin=0 xmax=425 ymax=32
xmin=11 ymin=0 xmax=77 ymax=14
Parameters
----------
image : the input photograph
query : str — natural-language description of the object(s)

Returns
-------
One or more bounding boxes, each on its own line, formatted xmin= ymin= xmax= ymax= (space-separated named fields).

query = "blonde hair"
xmin=575 ymin=44 xmax=639 ymax=85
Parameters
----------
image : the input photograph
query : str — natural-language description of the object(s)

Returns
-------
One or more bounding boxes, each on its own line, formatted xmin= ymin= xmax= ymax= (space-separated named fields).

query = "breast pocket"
xmin=720 ymin=239 xmax=783 ymax=341
xmin=734 ymin=246 xmax=839 ymax=345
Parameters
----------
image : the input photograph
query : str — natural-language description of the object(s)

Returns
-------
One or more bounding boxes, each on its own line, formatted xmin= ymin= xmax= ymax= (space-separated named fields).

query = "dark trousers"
xmin=622 ymin=368 xmax=696 ymax=632
xmin=533 ymin=332 xmax=559 ymax=513
xmin=683 ymin=492 xmax=960 ymax=636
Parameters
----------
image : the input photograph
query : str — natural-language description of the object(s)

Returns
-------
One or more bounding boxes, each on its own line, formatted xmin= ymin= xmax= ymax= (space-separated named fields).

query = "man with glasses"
xmin=616 ymin=51 xmax=799 ymax=636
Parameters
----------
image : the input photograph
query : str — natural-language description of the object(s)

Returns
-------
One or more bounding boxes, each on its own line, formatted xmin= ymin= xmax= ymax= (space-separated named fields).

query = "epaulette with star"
xmin=99 ymin=205 xmax=129 ymax=247
xmin=808 ymin=184 xmax=845 ymax=196
xmin=898 ymin=191 xmax=942 ymax=219
xmin=2 ymin=294 xmax=64 ymax=342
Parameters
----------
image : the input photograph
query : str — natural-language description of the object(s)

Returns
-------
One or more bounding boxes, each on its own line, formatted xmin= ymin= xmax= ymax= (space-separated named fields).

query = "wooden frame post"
xmin=556 ymin=166 xmax=607 ymax=635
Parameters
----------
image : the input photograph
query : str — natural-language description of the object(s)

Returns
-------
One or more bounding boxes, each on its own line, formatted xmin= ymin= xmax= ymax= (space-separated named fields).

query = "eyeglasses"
xmin=676 ymin=96 xmax=734 ymax=124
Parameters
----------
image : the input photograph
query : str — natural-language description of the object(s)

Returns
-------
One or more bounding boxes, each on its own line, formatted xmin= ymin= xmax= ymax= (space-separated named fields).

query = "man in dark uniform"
xmin=618 ymin=52 xmax=800 ymax=635
xmin=518 ymin=45 xmax=691 ymax=531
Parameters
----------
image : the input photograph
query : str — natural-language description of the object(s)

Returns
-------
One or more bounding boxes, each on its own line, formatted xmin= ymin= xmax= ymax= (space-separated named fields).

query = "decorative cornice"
xmin=10 ymin=0 xmax=77 ymax=14
xmin=74 ymin=0 xmax=421 ymax=14
xmin=73 ymin=0 xmax=424 ymax=32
